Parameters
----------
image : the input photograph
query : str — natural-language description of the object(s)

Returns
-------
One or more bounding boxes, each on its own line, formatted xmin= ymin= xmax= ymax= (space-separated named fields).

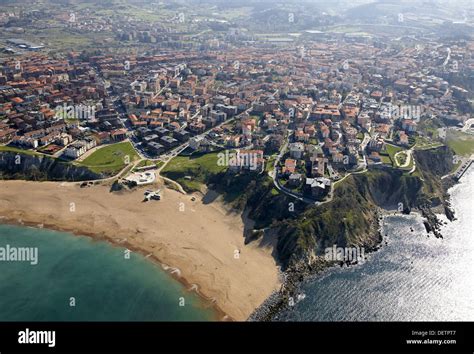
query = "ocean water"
xmin=276 ymin=168 xmax=474 ymax=321
xmin=0 ymin=225 xmax=216 ymax=321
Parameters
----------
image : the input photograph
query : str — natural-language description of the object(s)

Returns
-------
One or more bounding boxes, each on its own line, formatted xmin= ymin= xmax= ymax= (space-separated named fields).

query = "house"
xmin=225 ymin=135 xmax=241 ymax=148
xmin=369 ymin=151 xmax=381 ymax=162
xmin=241 ymin=118 xmax=256 ymax=136
xmin=147 ymin=142 xmax=165 ymax=155
xmin=215 ymin=104 xmax=237 ymax=117
xmin=375 ymin=124 xmax=391 ymax=138
xmin=369 ymin=137 xmax=385 ymax=152
xmin=63 ymin=141 xmax=87 ymax=159
xmin=289 ymin=142 xmax=305 ymax=159
xmin=143 ymin=134 xmax=160 ymax=146
xmin=289 ymin=173 xmax=302 ymax=187
xmin=320 ymin=125 xmax=330 ymax=138
xmin=210 ymin=110 xmax=227 ymax=122
xmin=0 ymin=128 xmax=16 ymax=143
xmin=311 ymin=157 xmax=327 ymax=177
xmin=136 ymin=127 xmax=151 ymax=137
xmin=83 ymin=137 xmax=97 ymax=150
xmin=12 ymin=136 xmax=39 ymax=149
xmin=173 ymin=130 xmax=190 ymax=142
xmin=189 ymin=121 xmax=206 ymax=134
xmin=282 ymin=159 xmax=296 ymax=175
xmin=305 ymin=177 xmax=331 ymax=198
xmin=294 ymin=129 xmax=309 ymax=142
xmin=189 ymin=136 xmax=204 ymax=150
xmin=160 ymin=136 xmax=178 ymax=148
xmin=111 ymin=128 xmax=127 ymax=141
xmin=56 ymin=133 xmax=72 ymax=146
xmin=267 ymin=134 xmax=284 ymax=152
xmin=96 ymin=131 xmax=111 ymax=144
xmin=401 ymin=119 xmax=417 ymax=133
xmin=307 ymin=145 xmax=324 ymax=159
xmin=398 ymin=131 xmax=409 ymax=146
xmin=155 ymin=127 xmax=170 ymax=137
xmin=229 ymin=150 xmax=265 ymax=172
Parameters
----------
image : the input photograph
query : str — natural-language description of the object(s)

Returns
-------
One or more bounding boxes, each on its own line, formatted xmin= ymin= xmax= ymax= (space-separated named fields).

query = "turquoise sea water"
xmin=0 ymin=225 xmax=216 ymax=321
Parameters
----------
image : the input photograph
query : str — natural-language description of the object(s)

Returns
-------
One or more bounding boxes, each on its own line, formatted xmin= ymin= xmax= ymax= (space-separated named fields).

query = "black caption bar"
xmin=0 ymin=322 xmax=472 ymax=353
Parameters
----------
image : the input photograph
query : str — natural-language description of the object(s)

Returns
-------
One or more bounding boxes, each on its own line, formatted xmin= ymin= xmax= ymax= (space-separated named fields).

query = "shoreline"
xmin=250 ymin=177 xmax=462 ymax=321
xmin=249 ymin=207 xmax=383 ymax=321
xmin=0 ymin=180 xmax=281 ymax=321
xmin=0 ymin=218 xmax=229 ymax=321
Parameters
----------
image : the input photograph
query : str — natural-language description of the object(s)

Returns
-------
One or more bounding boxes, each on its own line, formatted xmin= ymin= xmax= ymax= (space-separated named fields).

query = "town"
xmin=0 ymin=1 xmax=473 ymax=204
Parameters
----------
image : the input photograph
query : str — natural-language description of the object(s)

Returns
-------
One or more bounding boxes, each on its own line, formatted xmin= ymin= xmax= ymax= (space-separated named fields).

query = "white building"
xmin=64 ymin=141 xmax=87 ymax=159
xmin=189 ymin=136 xmax=204 ymax=150
xmin=289 ymin=142 xmax=305 ymax=159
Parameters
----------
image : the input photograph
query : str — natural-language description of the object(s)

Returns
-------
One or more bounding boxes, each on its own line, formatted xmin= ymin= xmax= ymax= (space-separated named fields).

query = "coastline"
xmin=0 ymin=219 xmax=228 ymax=321
xmin=268 ymin=168 xmax=474 ymax=321
xmin=250 ymin=174 xmax=462 ymax=321
xmin=249 ymin=208 xmax=382 ymax=321
xmin=0 ymin=179 xmax=281 ymax=321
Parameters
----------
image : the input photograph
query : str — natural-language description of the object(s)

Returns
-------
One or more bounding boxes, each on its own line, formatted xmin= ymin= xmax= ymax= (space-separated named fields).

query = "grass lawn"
xmin=380 ymin=154 xmax=392 ymax=165
xmin=414 ymin=136 xmax=444 ymax=150
xmin=385 ymin=144 xmax=403 ymax=157
xmin=77 ymin=141 xmax=139 ymax=175
xmin=382 ymin=144 xmax=403 ymax=167
xmin=395 ymin=151 xmax=408 ymax=165
xmin=265 ymin=155 xmax=276 ymax=172
xmin=446 ymin=130 xmax=474 ymax=157
xmin=161 ymin=152 xmax=226 ymax=192
xmin=383 ymin=144 xmax=415 ymax=170
xmin=135 ymin=159 xmax=156 ymax=168
xmin=0 ymin=145 xmax=44 ymax=157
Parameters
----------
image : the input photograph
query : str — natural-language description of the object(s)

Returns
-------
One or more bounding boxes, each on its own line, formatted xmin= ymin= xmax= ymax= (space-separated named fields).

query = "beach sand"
xmin=0 ymin=179 xmax=281 ymax=321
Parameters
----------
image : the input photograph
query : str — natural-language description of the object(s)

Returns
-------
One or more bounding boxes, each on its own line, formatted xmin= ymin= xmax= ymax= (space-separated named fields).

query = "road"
xmin=267 ymin=128 xmax=376 ymax=206
xmin=385 ymin=141 xmax=416 ymax=173
xmin=153 ymin=104 xmax=257 ymax=192
xmin=268 ymin=130 xmax=327 ymax=205
xmin=394 ymin=149 xmax=413 ymax=168
xmin=441 ymin=154 xmax=474 ymax=180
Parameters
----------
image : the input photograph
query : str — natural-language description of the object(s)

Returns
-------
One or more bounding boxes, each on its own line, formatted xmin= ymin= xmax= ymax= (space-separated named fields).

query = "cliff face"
xmin=272 ymin=146 xmax=454 ymax=269
xmin=208 ymin=148 xmax=452 ymax=270
xmin=275 ymin=171 xmax=405 ymax=269
xmin=414 ymin=146 xmax=455 ymax=207
xmin=414 ymin=145 xmax=454 ymax=177
xmin=0 ymin=152 xmax=102 ymax=181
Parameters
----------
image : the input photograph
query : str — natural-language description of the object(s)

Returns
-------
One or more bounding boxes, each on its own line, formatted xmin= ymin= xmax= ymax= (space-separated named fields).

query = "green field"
xmin=265 ymin=155 xmax=277 ymax=172
xmin=382 ymin=144 xmax=403 ymax=167
xmin=161 ymin=152 xmax=226 ymax=192
xmin=135 ymin=159 xmax=155 ymax=168
xmin=414 ymin=136 xmax=444 ymax=150
xmin=384 ymin=144 xmax=416 ymax=170
xmin=0 ymin=145 xmax=44 ymax=157
xmin=395 ymin=151 xmax=408 ymax=166
xmin=77 ymin=141 xmax=138 ymax=175
xmin=446 ymin=130 xmax=474 ymax=157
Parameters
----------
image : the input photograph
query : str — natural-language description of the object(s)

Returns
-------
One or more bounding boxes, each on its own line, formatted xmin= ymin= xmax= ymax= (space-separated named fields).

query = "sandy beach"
xmin=0 ymin=179 xmax=281 ymax=321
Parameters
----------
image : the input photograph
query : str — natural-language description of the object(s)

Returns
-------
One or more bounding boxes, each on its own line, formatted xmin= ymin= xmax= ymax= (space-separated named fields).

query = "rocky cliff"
xmin=249 ymin=145 xmax=456 ymax=320
xmin=273 ymin=146 xmax=454 ymax=269
xmin=0 ymin=152 xmax=102 ymax=181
